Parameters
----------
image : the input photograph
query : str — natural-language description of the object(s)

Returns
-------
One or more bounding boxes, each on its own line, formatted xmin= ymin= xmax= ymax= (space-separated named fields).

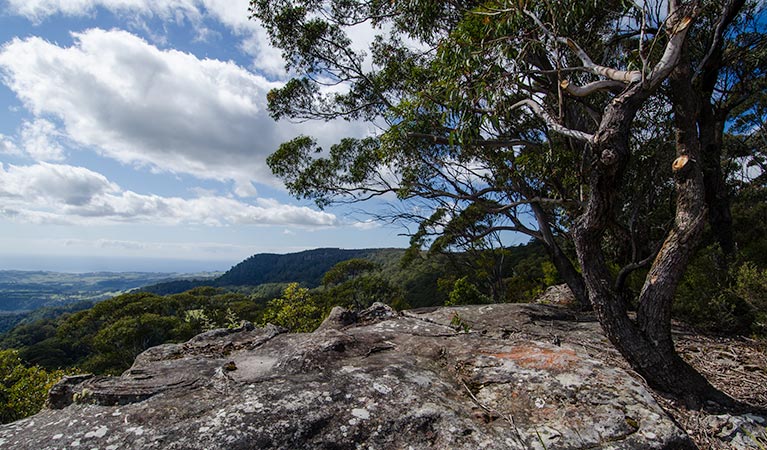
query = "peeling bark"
xmin=570 ymin=3 xmax=734 ymax=405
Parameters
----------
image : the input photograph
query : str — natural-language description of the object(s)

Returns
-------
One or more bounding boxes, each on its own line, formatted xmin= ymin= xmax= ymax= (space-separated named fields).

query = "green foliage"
xmin=88 ymin=314 xmax=181 ymax=374
xmin=674 ymin=184 xmax=767 ymax=335
xmin=260 ymin=283 xmax=323 ymax=332
xmin=733 ymin=263 xmax=767 ymax=335
xmin=184 ymin=309 xmax=216 ymax=331
xmin=224 ymin=307 xmax=242 ymax=329
xmin=322 ymin=258 xmax=379 ymax=287
xmin=0 ymin=350 xmax=71 ymax=424
xmin=503 ymin=249 xmax=558 ymax=302
xmin=216 ymin=248 xmax=374 ymax=288
xmin=449 ymin=312 xmax=471 ymax=333
xmin=320 ymin=258 xmax=407 ymax=310
xmin=386 ymin=251 xmax=453 ymax=308
xmin=675 ymin=246 xmax=767 ymax=336
xmin=731 ymin=185 xmax=767 ymax=267
xmin=445 ymin=277 xmax=491 ymax=306
xmin=1 ymin=287 xmax=267 ymax=375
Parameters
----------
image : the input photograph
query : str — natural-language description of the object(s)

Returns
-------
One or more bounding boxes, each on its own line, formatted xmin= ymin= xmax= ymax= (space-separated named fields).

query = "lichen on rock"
xmin=0 ymin=302 xmax=699 ymax=449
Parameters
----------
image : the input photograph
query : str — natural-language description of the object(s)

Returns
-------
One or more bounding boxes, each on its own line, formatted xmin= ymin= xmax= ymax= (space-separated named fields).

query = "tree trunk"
xmin=694 ymin=0 xmax=745 ymax=258
xmin=548 ymin=243 xmax=589 ymax=310
xmin=529 ymin=202 xmax=589 ymax=309
xmin=701 ymin=125 xmax=734 ymax=257
xmin=571 ymin=73 xmax=734 ymax=406
xmin=699 ymin=88 xmax=734 ymax=258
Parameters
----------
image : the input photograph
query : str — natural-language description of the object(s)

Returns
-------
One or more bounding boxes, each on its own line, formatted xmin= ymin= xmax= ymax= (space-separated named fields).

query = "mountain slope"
xmin=215 ymin=248 xmax=376 ymax=287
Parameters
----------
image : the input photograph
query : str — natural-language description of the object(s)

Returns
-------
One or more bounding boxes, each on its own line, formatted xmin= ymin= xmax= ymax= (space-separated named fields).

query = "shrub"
xmin=674 ymin=246 xmax=767 ymax=335
xmin=0 ymin=349 xmax=71 ymax=423
xmin=445 ymin=277 xmax=492 ymax=306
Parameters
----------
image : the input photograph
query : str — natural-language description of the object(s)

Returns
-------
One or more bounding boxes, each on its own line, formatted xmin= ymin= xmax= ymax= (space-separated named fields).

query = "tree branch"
xmin=560 ymin=79 xmax=627 ymax=97
xmin=511 ymin=99 xmax=594 ymax=142
xmin=407 ymin=133 xmax=540 ymax=149
xmin=694 ymin=0 xmax=746 ymax=81
xmin=646 ymin=5 xmax=697 ymax=85
xmin=523 ymin=9 xmax=642 ymax=83
xmin=614 ymin=240 xmax=663 ymax=292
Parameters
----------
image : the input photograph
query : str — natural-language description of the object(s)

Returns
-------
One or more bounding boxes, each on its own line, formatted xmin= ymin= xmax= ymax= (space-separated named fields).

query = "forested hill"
xmin=142 ymin=248 xmax=393 ymax=294
xmin=215 ymin=248 xmax=377 ymax=287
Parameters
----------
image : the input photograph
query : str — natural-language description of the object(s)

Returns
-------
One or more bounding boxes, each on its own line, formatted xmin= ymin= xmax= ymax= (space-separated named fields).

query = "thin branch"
xmin=407 ymin=133 xmax=541 ymax=149
xmin=694 ymin=0 xmax=745 ymax=81
xmin=523 ymin=9 xmax=642 ymax=83
xmin=511 ymin=99 xmax=594 ymax=142
xmin=559 ymin=79 xmax=627 ymax=97
xmin=614 ymin=240 xmax=664 ymax=292
xmin=493 ymin=197 xmax=579 ymax=214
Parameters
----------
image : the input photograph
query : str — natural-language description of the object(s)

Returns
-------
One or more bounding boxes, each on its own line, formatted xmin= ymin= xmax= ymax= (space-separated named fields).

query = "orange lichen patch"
xmin=484 ymin=344 xmax=579 ymax=370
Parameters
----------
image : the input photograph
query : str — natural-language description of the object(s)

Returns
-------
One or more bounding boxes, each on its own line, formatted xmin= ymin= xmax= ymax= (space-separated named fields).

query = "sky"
xmin=0 ymin=0 xmax=408 ymax=273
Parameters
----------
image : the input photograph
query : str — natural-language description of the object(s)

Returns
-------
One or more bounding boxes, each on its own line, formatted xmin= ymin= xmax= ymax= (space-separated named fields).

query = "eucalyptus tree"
xmin=254 ymin=0 xmax=591 ymax=308
xmin=251 ymin=0 xmax=765 ymax=404
xmin=674 ymin=0 xmax=767 ymax=257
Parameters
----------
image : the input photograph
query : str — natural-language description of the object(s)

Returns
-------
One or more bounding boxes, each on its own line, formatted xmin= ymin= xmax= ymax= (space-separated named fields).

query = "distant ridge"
xmin=215 ymin=248 xmax=374 ymax=287
xmin=141 ymin=248 xmax=391 ymax=295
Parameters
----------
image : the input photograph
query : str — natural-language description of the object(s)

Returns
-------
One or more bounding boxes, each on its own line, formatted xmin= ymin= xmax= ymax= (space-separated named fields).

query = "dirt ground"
xmin=661 ymin=327 xmax=767 ymax=449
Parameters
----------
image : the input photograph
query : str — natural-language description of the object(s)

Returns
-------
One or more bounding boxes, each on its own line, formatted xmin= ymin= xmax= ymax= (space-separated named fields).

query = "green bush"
xmin=674 ymin=246 xmax=767 ymax=335
xmin=0 ymin=349 xmax=72 ymax=424
xmin=260 ymin=283 xmax=324 ymax=332
xmin=445 ymin=277 xmax=492 ymax=306
xmin=733 ymin=263 xmax=767 ymax=335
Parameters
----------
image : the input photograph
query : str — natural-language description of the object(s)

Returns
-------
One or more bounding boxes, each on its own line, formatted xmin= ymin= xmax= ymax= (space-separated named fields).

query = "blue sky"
xmin=0 ymin=0 xmax=408 ymax=272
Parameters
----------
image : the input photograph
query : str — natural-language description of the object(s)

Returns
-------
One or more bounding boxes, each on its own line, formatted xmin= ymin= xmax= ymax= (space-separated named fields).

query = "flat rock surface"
xmin=0 ymin=303 xmax=696 ymax=449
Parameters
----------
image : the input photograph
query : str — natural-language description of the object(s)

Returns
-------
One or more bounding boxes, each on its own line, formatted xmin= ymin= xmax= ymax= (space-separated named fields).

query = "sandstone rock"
xmin=0 ymin=303 xmax=695 ymax=449
xmin=535 ymin=284 xmax=576 ymax=306
xmin=704 ymin=413 xmax=767 ymax=449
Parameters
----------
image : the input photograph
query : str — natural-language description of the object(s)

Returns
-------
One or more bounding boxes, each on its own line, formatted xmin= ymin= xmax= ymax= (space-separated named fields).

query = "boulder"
xmin=535 ymin=284 xmax=577 ymax=307
xmin=0 ymin=303 xmax=695 ymax=449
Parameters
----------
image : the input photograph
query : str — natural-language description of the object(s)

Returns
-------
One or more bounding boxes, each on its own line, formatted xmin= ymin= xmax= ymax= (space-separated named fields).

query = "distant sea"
xmin=0 ymin=254 xmax=235 ymax=273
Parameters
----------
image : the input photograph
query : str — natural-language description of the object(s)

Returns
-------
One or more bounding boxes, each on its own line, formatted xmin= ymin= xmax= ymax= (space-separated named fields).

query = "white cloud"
xmin=351 ymin=219 xmax=380 ymax=230
xmin=0 ymin=29 xmax=282 ymax=185
xmin=3 ymin=0 xmax=203 ymax=25
xmin=0 ymin=29 xmax=368 ymax=190
xmin=20 ymin=118 xmax=65 ymax=161
xmin=3 ymin=0 xmax=286 ymax=75
xmin=2 ymin=0 xmax=397 ymax=77
xmin=0 ymin=161 xmax=118 ymax=206
xmin=0 ymin=162 xmax=338 ymax=227
xmin=0 ymin=134 xmax=21 ymax=156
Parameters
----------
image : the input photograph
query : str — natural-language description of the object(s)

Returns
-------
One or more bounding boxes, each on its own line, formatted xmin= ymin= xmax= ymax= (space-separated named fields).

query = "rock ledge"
xmin=0 ymin=303 xmax=695 ymax=449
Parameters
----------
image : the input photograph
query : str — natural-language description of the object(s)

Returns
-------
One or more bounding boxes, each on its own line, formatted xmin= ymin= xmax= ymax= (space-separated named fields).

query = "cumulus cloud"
xmin=20 ymin=118 xmax=65 ymax=161
xmin=0 ymin=162 xmax=338 ymax=227
xmin=0 ymin=28 xmax=368 ymax=190
xmin=3 ymin=0 xmax=285 ymax=75
xmin=0 ymin=161 xmax=118 ymax=206
xmin=0 ymin=29 xmax=278 ymax=186
xmin=0 ymin=134 xmax=21 ymax=156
